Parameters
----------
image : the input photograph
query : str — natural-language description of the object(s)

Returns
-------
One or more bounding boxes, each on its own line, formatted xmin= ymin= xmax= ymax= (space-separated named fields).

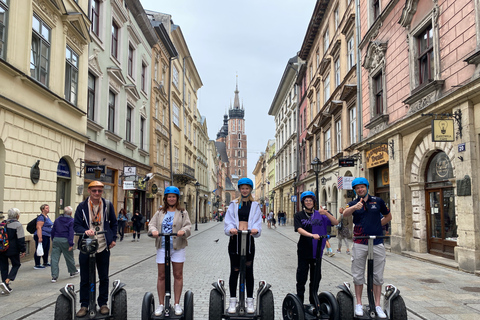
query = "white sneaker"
xmin=154 ymin=305 xmax=164 ymax=316
xmin=246 ymin=297 xmax=255 ymax=313
xmin=355 ymin=304 xmax=364 ymax=316
xmin=174 ymin=304 xmax=182 ymax=315
xmin=228 ymin=297 xmax=237 ymax=313
xmin=376 ymin=306 xmax=387 ymax=319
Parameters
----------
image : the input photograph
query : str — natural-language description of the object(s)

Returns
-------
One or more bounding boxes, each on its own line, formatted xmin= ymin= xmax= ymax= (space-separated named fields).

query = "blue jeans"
xmin=79 ymin=249 xmax=110 ymax=307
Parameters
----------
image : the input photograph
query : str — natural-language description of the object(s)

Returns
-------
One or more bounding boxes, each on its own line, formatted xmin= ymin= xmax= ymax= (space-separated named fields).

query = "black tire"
xmin=319 ymin=292 xmax=339 ymax=320
xmin=282 ymin=293 xmax=305 ymax=320
xmin=209 ymin=289 xmax=223 ymax=320
xmin=184 ymin=290 xmax=194 ymax=320
xmin=336 ymin=291 xmax=354 ymax=320
xmin=112 ymin=288 xmax=128 ymax=320
xmin=259 ymin=290 xmax=275 ymax=320
xmin=390 ymin=296 xmax=407 ymax=320
xmin=142 ymin=292 xmax=155 ymax=320
xmin=54 ymin=294 xmax=73 ymax=320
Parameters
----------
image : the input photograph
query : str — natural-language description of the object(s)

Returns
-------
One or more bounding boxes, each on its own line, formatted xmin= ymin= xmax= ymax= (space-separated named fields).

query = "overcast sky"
xmin=140 ymin=0 xmax=315 ymax=180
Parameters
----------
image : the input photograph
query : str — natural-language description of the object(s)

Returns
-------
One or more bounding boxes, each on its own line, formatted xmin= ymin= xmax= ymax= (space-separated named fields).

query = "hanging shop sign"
xmin=123 ymin=166 xmax=137 ymax=177
xmin=432 ymin=119 xmax=454 ymax=142
xmin=338 ymin=158 xmax=356 ymax=167
xmin=123 ymin=181 xmax=136 ymax=190
xmin=151 ymin=184 xmax=158 ymax=194
xmin=366 ymin=144 xmax=389 ymax=168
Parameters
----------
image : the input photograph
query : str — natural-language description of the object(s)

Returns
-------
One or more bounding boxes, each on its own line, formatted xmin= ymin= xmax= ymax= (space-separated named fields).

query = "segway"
xmin=282 ymin=235 xmax=339 ymax=320
xmin=209 ymin=229 xmax=274 ymax=320
xmin=54 ymin=232 xmax=127 ymax=320
xmin=336 ymin=235 xmax=407 ymax=320
xmin=142 ymin=232 xmax=194 ymax=320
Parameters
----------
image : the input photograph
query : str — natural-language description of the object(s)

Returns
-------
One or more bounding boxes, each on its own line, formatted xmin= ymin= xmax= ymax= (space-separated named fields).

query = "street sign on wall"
xmin=291 ymin=195 xmax=297 ymax=202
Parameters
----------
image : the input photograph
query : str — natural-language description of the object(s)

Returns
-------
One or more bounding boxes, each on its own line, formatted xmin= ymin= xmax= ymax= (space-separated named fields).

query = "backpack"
xmin=0 ymin=220 xmax=9 ymax=252
xmin=26 ymin=215 xmax=40 ymax=234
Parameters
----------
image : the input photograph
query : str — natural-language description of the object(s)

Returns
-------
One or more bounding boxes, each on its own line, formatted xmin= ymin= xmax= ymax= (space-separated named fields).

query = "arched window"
xmin=238 ymin=169 xmax=241 ymax=175
xmin=238 ymin=160 xmax=241 ymax=166
xmin=238 ymin=133 xmax=241 ymax=139
xmin=238 ymin=142 xmax=241 ymax=148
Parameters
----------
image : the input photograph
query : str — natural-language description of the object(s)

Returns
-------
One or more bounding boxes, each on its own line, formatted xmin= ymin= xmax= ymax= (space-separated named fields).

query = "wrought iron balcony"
xmin=173 ymin=163 xmax=195 ymax=184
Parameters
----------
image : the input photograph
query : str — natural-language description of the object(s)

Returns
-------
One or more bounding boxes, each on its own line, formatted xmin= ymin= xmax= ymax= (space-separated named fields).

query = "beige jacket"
xmin=148 ymin=209 xmax=192 ymax=250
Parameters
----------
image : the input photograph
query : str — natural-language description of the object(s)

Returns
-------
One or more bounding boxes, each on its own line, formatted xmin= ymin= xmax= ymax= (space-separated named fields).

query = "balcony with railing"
xmin=173 ymin=162 xmax=195 ymax=184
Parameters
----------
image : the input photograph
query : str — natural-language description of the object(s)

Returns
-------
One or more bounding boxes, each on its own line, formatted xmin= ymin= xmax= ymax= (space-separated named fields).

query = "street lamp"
xmin=194 ymin=181 xmax=200 ymax=231
xmin=271 ymin=190 xmax=276 ymax=213
xmin=311 ymin=157 xmax=321 ymax=210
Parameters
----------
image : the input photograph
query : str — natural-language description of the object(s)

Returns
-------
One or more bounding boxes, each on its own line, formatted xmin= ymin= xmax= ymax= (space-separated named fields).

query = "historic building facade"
xmin=0 ymin=0 xmax=90 ymax=253
xmin=357 ymin=0 xmax=480 ymax=272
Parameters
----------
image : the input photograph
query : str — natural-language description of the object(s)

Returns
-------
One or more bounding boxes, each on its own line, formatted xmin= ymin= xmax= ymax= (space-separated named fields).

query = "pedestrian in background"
xmin=0 ymin=208 xmax=26 ymax=294
xmin=224 ymin=177 xmax=262 ymax=314
xmin=34 ymin=204 xmax=53 ymax=269
xmin=50 ymin=206 xmax=78 ymax=283
xmin=117 ymin=208 xmax=128 ymax=242
xmin=336 ymin=207 xmax=351 ymax=254
xmin=131 ymin=211 xmax=144 ymax=242
xmin=149 ymin=186 xmax=191 ymax=316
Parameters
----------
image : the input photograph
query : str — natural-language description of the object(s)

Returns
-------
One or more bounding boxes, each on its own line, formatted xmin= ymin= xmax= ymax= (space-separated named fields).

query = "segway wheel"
xmin=318 ymin=292 xmax=339 ymax=320
xmin=209 ymin=289 xmax=223 ymax=320
xmin=112 ymin=288 xmax=128 ymax=320
xmin=336 ymin=291 xmax=353 ymax=320
xmin=259 ymin=290 xmax=275 ymax=320
xmin=184 ymin=290 xmax=194 ymax=320
xmin=390 ymin=296 xmax=407 ymax=320
xmin=142 ymin=292 xmax=155 ymax=320
xmin=282 ymin=293 xmax=305 ymax=320
xmin=54 ymin=294 xmax=73 ymax=320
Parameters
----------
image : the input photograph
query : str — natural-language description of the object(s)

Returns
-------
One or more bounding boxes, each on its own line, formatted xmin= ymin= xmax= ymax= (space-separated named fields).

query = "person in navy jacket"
xmin=224 ymin=177 xmax=262 ymax=314
xmin=73 ymin=181 xmax=117 ymax=318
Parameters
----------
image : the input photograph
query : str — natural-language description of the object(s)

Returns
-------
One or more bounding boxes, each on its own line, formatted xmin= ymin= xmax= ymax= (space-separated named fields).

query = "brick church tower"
xmin=226 ymin=79 xmax=247 ymax=179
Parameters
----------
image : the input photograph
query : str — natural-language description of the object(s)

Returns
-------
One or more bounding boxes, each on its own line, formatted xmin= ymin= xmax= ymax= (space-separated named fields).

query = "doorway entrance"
xmin=425 ymin=152 xmax=457 ymax=259
xmin=56 ymin=158 xmax=71 ymax=218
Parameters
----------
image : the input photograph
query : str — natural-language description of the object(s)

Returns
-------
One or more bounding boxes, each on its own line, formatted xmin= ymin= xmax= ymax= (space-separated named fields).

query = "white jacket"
xmin=224 ymin=199 xmax=262 ymax=238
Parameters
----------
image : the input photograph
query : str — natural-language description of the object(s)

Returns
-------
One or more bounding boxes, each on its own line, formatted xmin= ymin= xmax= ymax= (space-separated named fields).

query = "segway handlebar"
xmin=353 ymin=235 xmax=390 ymax=240
xmin=74 ymin=231 xmax=107 ymax=237
xmin=147 ymin=232 xmax=178 ymax=238
xmin=318 ymin=234 xmax=336 ymax=239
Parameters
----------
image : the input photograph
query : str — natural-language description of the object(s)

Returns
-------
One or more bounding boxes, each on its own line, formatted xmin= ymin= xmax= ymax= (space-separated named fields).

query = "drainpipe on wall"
xmin=169 ymin=56 xmax=178 ymax=185
xmin=355 ymin=0 xmax=363 ymax=144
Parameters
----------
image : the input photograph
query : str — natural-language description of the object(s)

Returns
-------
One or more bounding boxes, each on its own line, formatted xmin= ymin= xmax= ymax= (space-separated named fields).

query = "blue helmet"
xmin=164 ymin=186 xmax=180 ymax=196
xmin=300 ymin=191 xmax=316 ymax=203
xmin=351 ymin=177 xmax=369 ymax=197
xmin=238 ymin=177 xmax=253 ymax=189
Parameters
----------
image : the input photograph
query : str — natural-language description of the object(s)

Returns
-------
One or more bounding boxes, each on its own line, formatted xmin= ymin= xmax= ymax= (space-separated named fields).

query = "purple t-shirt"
xmin=294 ymin=210 xmax=331 ymax=259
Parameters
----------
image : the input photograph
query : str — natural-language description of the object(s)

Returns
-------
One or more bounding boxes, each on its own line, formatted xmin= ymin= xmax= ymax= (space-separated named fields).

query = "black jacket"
xmin=3 ymin=220 xmax=26 ymax=256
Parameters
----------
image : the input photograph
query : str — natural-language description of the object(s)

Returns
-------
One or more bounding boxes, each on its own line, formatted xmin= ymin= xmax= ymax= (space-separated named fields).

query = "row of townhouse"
xmin=0 ymin=0 xmax=218 ymax=256
xmin=265 ymin=0 xmax=480 ymax=274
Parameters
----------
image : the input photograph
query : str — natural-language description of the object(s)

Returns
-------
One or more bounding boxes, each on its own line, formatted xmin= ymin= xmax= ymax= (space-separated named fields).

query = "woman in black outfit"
xmin=131 ymin=211 xmax=144 ymax=242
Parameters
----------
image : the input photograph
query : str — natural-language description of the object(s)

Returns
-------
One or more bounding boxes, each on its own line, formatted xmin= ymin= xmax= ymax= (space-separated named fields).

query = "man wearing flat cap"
xmin=73 ymin=181 xmax=117 ymax=317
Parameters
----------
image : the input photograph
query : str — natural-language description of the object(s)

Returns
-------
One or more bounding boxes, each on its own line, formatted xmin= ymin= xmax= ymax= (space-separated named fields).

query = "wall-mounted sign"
xmin=123 ymin=181 xmax=136 ymax=190
xmin=366 ymin=144 xmax=389 ymax=168
xmin=123 ymin=166 xmax=137 ymax=176
xmin=432 ymin=119 xmax=454 ymax=142
xmin=458 ymin=143 xmax=466 ymax=152
xmin=30 ymin=160 xmax=40 ymax=184
xmin=338 ymin=158 xmax=356 ymax=167
xmin=151 ymin=184 xmax=158 ymax=194
xmin=338 ymin=176 xmax=354 ymax=190
xmin=57 ymin=158 xmax=71 ymax=177
xmin=291 ymin=195 xmax=297 ymax=202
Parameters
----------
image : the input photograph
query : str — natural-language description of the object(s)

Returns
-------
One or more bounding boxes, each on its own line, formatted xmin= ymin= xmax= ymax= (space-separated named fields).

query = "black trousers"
xmin=296 ymin=255 xmax=321 ymax=304
xmin=117 ymin=221 xmax=125 ymax=240
xmin=0 ymin=254 xmax=21 ymax=282
xmin=34 ymin=234 xmax=50 ymax=266
xmin=79 ymin=249 xmax=110 ymax=308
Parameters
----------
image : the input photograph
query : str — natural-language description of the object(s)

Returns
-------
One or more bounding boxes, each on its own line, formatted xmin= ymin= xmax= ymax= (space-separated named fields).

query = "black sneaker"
xmin=70 ymin=270 xmax=80 ymax=277
xmin=2 ymin=282 xmax=12 ymax=294
xmin=34 ymin=265 xmax=46 ymax=269
xmin=51 ymin=277 xmax=57 ymax=283
xmin=43 ymin=263 xmax=51 ymax=267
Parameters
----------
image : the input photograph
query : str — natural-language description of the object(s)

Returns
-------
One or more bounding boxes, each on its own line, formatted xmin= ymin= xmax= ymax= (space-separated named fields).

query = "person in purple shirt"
xmin=50 ymin=206 xmax=78 ymax=283
xmin=294 ymin=191 xmax=338 ymax=304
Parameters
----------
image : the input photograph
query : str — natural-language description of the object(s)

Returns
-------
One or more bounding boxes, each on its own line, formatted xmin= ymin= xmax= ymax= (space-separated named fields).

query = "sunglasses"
xmin=90 ymin=189 xmax=103 ymax=193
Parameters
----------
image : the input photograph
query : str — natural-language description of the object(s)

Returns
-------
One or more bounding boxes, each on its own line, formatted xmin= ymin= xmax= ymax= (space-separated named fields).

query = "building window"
xmin=325 ymin=128 xmax=331 ymax=160
xmin=154 ymin=60 xmax=158 ymax=81
xmin=238 ymin=141 xmax=241 ymax=148
xmin=91 ymin=0 xmax=100 ymax=36
xmin=174 ymin=147 xmax=179 ymax=169
xmin=172 ymin=101 xmax=179 ymax=126
xmin=418 ymin=25 xmax=433 ymax=85
xmin=347 ymin=36 xmax=355 ymax=70
xmin=65 ymin=46 xmax=79 ymax=105
xmin=316 ymin=137 xmax=320 ymax=159
xmin=373 ymin=0 xmax=380 ymax=20
xmin=336 ymin=120 xmax=341 ymax=154
xmin=141 ymin=62 xmax=147 ymax=92
xmin=188 ymin=121 xmax=191 ymax=140
xmin=87 ymin=72 xmax=96 ymax=120
xmin=156 ymin=140 xmax=160 ymax=163
xmin=126 ymin=105 xmax=132 ymax=142
xmin=238 ymin=160 xmax=241 ymax=166
xmin=140 ymin=117 xmax=145 ymax=149
xmin=324 ymin=28 xmax=329 ymax=52
xmin=323 ymin=74 xmax=330 ymax=104
xmin=238 ymin=133 xmax=241 ymax=139
xmin=349 ymin=106 xmax=356 ymax=145
xmin=127 ymin=45 xmax=134 ymax=77
xmin=316 ymin=50 xmax=320 ymax=70
xmin=163 ymin=144 xmax=167 ymax=166
xmin=162 ymin=105 xmax=167 ymax=125
xmin=309 ymin=64 xmax=313 ymax=81
xmin=111 ymin=21 xmax=119 ymax=59
xmin=316 ymin=91 xmax=320 ymax=113
xmin=108 ymin=90 xmax=116 ymax=132
xmin=154 ymin=100 xmax=158 ymax=119
xmin=334 ymin=6 xmax=339 ymax=30
xmin=31 ymin=15 xmax=51 ymax=86
xmin=335 ymin=58 xmax=341 ymax=87
xmin=0 ymin=0 xmax=8 ymax=60
xmin=374 ymin=72 xmax=383 ymax=115
xmin=173 ymin=65 xmax=179 ymax=88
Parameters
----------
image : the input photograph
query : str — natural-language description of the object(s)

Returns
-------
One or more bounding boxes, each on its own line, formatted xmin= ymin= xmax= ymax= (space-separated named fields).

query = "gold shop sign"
xmin=432 ymin=119 xmax=454 ymax=142
xmin=366 ymin=144 xmax=389 ymax=168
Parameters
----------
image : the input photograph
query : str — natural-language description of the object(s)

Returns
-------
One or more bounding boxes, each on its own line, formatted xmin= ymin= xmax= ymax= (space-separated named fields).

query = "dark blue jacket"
xmin=51 ymin=215 xmax=74 ymax=247
xmin=73 ymin=198 xmax=117 ymax=249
